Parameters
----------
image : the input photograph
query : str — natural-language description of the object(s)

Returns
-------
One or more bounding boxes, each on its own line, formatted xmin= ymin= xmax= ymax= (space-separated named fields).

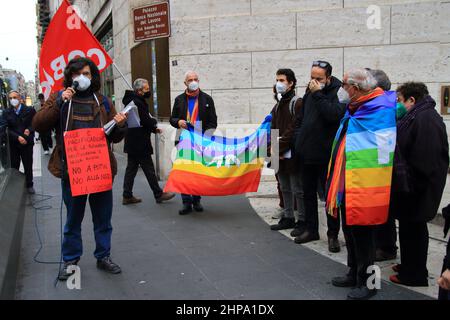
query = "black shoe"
xmin=375 ymin=249 xmax=397 ymax=262
xmin=97 ymin=256 xmax=122 ymax=274
xmin=294 ymin=230 xmax=320 ymax=244
xmin=27 ymin=187 xmax=35 ymax=194
xmin=332 ymin=274 xmax=356 ymax=288
xmin=347 ymin=286 xmax=377 ymax=300
xmin=193 ymin=202 xmax=204 ymax=212
xmin=290 ymin=221 xmax=306 ymax=237
xmin=328 ymin=237 xmax=341 ymax=253
xmin=270 ymin=217 xmax=296 ymax=231
xmin=179 ymin=203 xmax=193 ymax=215
xmin=58 ymin=259 xmax=79 ymax=281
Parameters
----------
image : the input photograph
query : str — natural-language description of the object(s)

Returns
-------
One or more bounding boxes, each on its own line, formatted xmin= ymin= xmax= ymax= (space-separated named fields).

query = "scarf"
xmin=186 ymin=89 xmax=200 ymax=124
xmin=326 ymin=89 xmax=397 ymax=225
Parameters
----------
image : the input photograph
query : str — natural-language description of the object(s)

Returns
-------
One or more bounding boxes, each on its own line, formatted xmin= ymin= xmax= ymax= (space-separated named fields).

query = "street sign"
xmin=133 ymin=2 xmax=171 ymax=42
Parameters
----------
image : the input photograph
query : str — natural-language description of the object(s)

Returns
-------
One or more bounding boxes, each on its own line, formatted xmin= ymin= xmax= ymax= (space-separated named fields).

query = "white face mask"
xmin=188 ymin=81 xmax=199 ymax=92
xmin=337 ymin=87 xmax=351 ymax=104
xmin=276 ymin=81 xmax=287 ymax=94
xmin=319 ymin=82 xmax=326 ymax=90
xmin=73 ymin=74 xmax=91 ymax=91
xmin=10 ymin=98 xmax=20 ymax=107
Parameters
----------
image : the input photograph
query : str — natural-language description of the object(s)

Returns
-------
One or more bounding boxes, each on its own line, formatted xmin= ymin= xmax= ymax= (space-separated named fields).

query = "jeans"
xmin=302 ymin=163 xmax=340 ymax=237
xmin=61 ymin=179 xmax=113 ymax=262
xmin=123 ymin=154 xmax=163 ymax=199
xmin=277 ymin=170 xmax=304 ymax=220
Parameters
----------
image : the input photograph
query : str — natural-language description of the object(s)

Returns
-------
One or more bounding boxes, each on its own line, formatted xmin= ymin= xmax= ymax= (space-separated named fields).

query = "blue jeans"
xmin=181 ymin=194 xmax=201 ymax=205
xmin=61 ymin=179 xmax=113 ymax=262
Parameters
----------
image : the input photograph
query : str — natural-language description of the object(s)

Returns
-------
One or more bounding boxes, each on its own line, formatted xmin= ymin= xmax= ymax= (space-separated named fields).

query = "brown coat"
xmin=270 ymin=90 xmax=303 ymax=174
xmin=32 ymin=91 xmax=127 ymax=179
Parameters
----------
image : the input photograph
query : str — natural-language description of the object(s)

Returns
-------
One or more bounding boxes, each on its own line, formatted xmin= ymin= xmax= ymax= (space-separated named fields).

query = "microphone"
xmin=64 ymin=81 xmax=79 ymax=103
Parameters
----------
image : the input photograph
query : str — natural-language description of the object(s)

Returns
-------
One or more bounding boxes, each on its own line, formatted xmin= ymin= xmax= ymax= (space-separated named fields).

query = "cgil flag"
xmin=39 ymin=0 xmax=113 ymax=100
xmin=164 ymin=115 xmax=272 ymax=196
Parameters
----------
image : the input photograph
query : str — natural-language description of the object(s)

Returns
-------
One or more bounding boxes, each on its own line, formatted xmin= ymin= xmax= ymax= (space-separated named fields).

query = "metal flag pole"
xmin=112 ymin=62 xmax=133 ymax=91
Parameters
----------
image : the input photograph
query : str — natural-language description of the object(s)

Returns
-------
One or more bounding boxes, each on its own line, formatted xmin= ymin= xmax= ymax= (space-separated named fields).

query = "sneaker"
xmin=328 ymin=237 xmax=341 ymax=253
xmin=375 ymin=249 xmax=397 ymax=262
xmin=290 ymin=221 xmax=306 ymax=237
xmin=347 ymin=286 xmax=377 ymax=300
xmin=155 ymin=192 xmax=175 ymax=203
xmin=294 ymin=230 xmax=320 ymax=244
xmin=58 ymin=259 xmax=79 ymax=281
xmin=179 ymin=203 xmax=193 ymax=215
xmin=193 ymin=202 xmax=204 ymax=212
xmin=97 ymin=256 xmax=122 ymax=274
xmin=270 ymin=217 xmax=296 ymax=231
xmin=122 ymin=196 xmax=142 ymax=205
xmin=44 ymin=150 xmax=49 ymax=155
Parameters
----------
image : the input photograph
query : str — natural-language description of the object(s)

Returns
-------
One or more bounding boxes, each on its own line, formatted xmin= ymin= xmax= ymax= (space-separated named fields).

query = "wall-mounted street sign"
xmin=133 ymin=2 xmax=171 ymax=42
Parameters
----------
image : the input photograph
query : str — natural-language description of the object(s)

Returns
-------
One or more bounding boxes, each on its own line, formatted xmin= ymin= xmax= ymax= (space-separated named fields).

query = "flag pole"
xmin=112 ymin=62 xmax=133 ymax=90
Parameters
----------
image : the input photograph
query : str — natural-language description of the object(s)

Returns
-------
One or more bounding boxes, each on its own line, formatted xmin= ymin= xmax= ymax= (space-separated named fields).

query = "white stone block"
xmin=441 ymin=2 xmax=450 ymax=43
xmin=297 ymin=6 xmax=390 ymax=49
xmin=170 ymin=0 xmax=250 ymax=20
xmin=344 ymin=0 xmax=437 ymax=8
xmin=169 ymin=19 xmax=211 ymax=56
xmin=169 ymin=53 xmax=252 ymax=91
xmin=210 ymin=90 xmax=251 ymax=124
xmin=251 ymin=0 xmax=343 ymax=15
xmin=252 ymin=48 xmax=344 ymax=88
xmin=210 ymin=14 xmax=296 ymax=53
xmin=391 ymin=2 xmax=441 ymax=44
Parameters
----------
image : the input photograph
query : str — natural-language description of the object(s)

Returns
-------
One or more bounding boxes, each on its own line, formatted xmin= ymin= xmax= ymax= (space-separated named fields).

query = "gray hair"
xmin=8 ymin=90 xmax=20 ymax=96
xmin=346 ymin=68 xmax=378 ymax=91
xmin=184 ymin=70 xmax=198 ymax=81
xmin=133 ymin=78 xmax=148 ymax=91
xmin=367 ymin=69 xmax=391 ymax=91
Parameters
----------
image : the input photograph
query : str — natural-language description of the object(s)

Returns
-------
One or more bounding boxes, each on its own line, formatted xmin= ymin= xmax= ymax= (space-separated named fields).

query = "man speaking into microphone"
xmin=33 ymin=57 xmax=127 ymax=280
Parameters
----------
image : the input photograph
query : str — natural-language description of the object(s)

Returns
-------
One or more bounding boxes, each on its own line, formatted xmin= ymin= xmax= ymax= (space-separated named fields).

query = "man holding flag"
xmin=33 ymin=0 xmax=128 ymax=280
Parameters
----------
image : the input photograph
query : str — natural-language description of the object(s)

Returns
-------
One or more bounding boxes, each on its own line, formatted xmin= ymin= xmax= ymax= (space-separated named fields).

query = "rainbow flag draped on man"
xmin=164 ymin=115 xmax=272 ymax=196
xmin=326 ymin=90 xmax=397 ymax=225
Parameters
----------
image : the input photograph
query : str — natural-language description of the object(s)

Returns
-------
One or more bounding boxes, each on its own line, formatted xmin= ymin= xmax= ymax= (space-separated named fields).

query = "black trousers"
xmin=10 ymin=144 xmax=34 ymax=188
xmin=40 ymin=131 xmax=53 ymax=151
xmin=398 ymin=219 xmax=429 ymax=284
xmin=342 ymin=207 xmax=376 ymax=287
xmin=375 ymin=215 xmax=398 ymax=254
xmin=302 ymin=163 xmax=340 ymax=238
xmin=123 ymin=154 xmax=162 ymax=199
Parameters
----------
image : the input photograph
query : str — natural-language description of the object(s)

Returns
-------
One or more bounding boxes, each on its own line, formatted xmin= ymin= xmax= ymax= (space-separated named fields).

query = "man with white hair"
xmin=327 ymin=68 xmax=397 ymax=299
xmin=122 ymin=78 xmax=175 ymax=205
xmin=170 ymin=71 xmax=217 ymax=215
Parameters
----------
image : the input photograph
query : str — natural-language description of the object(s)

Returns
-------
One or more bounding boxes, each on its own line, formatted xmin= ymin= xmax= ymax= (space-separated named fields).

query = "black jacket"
xmin=390 ymin=96 xmax=449 ymax=223
xmin=122 ymin=90 xmax=158 ymax=155
xmin=294 ymin=76 xmax=346 ymax=164
xmin=4 ymin=104 xmax=36 ymax=147
xmin=170 ymin=90 xmax=217 ymax=141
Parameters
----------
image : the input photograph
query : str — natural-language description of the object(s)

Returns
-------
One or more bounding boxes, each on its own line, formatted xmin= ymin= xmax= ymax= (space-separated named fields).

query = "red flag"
xmin=39 ymin=0 xmax=113 ymax=100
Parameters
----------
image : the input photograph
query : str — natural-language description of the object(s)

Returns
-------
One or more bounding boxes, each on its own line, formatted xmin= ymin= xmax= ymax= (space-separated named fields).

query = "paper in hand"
xmin=103 ymin=101 xmax=142 ymax=136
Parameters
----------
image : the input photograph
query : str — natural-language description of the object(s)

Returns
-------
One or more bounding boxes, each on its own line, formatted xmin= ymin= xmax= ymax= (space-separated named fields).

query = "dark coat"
xmin=270 ymin=89 xmax=303 ymax=174
xmin=4 ymin=104 xmax=36 ymax=147
xmin=390 ymin=96 xmax=449 ymax=223
xmin=294 ymin=76 xmax=346 ymax=164
xmin=122 ymin=90 xmax=157 ymax=156
xmin=169 ymin=90 xmax=217 ymax=142
xmin=32 ymin=91 xmax=126 ymax=179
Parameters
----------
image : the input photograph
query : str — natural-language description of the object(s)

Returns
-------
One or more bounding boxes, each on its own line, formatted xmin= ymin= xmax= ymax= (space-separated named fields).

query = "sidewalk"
xmin=14 ymin=145 xmax=431 ymax=300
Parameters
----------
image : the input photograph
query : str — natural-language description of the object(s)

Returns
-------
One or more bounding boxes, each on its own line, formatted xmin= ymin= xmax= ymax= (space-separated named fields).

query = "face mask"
xmin=276 ymin=81 xmax=287 ymax=94
xmin=10 ymin=98 xmax=20 ymax=107
xmin=396 ymin=102 xmax=408 ymax=119
xmin=319 ymin=82 xmax=326 ymax=90
xmin=337 ymin=87 xmax=351 ymax=104
xmin=73 ymin=74 xmax=91 ymax=91
xmin=142 ymin=91 xmax=151 ymax=99
xmin=188 ymin=81 xmax=199 ymax=92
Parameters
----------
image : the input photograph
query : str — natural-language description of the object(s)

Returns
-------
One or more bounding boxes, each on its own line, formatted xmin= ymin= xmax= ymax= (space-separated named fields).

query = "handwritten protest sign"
xmin=63 ymin=128 xmax=112 ymax=197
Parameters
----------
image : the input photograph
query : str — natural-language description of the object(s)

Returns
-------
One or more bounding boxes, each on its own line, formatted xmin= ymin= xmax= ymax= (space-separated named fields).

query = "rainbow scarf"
xmin=326 ymin=89 xmax=397 ymax=225
xmin=164 ymin=115 xmax=272 ymax=196
xmin=186 ymin=89 xmax=199 ymax=124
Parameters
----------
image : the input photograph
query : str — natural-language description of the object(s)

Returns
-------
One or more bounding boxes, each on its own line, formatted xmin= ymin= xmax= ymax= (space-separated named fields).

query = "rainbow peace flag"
xmin=164 ymin=115 xmax=272 ymax=196
xmin=326 ymin=91 xmax=397 ymax=225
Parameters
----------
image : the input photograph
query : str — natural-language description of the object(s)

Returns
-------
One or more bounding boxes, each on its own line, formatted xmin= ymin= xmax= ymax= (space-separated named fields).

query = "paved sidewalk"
xmin=14 ymin=149 xmax=431 ymax=300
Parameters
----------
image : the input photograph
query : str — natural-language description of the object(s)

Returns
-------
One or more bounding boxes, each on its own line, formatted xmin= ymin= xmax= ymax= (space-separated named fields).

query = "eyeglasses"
xmin=312 ymin=61 xmax=330 ymax=68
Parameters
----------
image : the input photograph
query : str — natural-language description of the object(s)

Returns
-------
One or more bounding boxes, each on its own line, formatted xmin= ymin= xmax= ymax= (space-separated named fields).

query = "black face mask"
xmin=142 ymin=91 xmax=151 ymax=99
